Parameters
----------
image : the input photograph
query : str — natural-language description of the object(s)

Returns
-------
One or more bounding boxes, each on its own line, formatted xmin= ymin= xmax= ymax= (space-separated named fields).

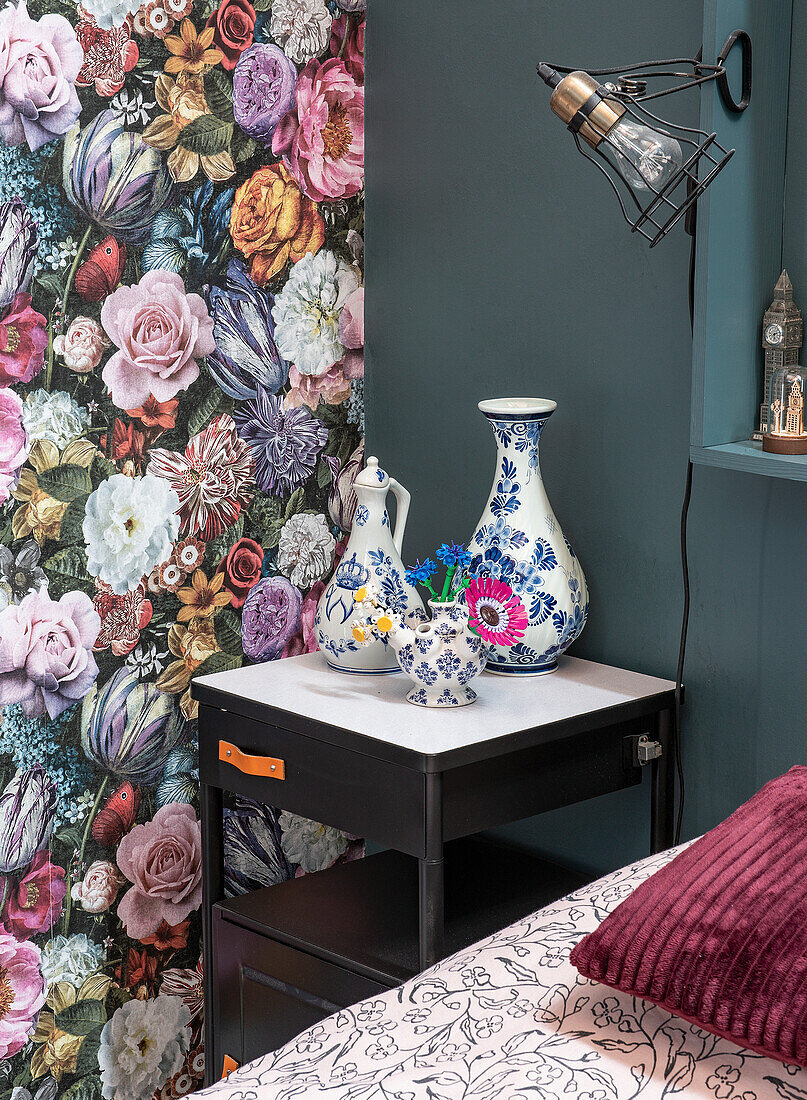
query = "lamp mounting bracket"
xmin=538 ymin=30 xmax=752 ymax=112
xmin=715 ymin=29 xmax=752 ymax=113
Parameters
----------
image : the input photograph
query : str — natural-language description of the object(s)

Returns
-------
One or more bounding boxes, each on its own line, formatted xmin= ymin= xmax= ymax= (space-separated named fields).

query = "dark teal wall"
xmin=365 ymin=0 xmax=806 ymax=873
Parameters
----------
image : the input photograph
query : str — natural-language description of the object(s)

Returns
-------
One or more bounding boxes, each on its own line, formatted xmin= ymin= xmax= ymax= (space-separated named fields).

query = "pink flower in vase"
xmin=465 ymin=578 xmax=528 ymax=647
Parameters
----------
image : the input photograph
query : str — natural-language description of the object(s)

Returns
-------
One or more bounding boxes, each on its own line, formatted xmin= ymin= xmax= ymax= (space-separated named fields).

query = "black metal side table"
xmin=193 ymin=653 xmax=676 ymax=1084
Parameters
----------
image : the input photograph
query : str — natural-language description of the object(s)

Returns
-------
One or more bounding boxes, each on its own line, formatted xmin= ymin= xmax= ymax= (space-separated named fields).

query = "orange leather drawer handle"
xmin=221 ymin=1055 xmax=239 ymax=1078
xmin=219 ymin=740 xmax=285 ymax=779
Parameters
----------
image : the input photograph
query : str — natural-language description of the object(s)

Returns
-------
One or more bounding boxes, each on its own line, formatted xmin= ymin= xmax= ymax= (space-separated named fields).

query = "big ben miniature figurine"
xmin=758 ymin=270 xmax=803 ymax=436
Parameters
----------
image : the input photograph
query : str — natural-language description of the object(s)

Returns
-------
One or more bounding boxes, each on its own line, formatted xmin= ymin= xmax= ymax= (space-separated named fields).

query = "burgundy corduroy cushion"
xmin=570 ymin=767 xmax=807 ymax=1067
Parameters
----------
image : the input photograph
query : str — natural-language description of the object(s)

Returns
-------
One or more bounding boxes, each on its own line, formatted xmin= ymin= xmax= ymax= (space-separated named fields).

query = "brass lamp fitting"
xmin=537 ymin=66 xmax=625 ymax=149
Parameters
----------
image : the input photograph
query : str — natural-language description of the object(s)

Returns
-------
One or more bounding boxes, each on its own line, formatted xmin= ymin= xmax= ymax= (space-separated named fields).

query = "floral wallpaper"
xmin=0 ymin=0 xmax=365 ymax=1094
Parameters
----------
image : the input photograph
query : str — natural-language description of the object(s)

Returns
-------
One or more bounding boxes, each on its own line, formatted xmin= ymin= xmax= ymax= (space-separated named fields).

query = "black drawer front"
xmin=199 ymin=706 xmax=425 ymax=855
xmin=212 ymin=906 xmax=389 ymax=1074
xmin=443 ymin=720 xmax=646 ymax=840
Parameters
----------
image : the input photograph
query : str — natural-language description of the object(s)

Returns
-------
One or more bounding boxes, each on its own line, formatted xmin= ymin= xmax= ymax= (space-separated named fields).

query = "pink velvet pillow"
xmin=570 ymin=767 xmax=807 ymax=1067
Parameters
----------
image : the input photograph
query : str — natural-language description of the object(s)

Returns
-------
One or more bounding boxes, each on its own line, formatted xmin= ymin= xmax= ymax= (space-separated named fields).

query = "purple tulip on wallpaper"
xmin=81 ymin=667 xmax=188 ymax=783
xmin=63 ymin=110 xmax=175 ymax=242
xmin=0 ymin=765 xmax=57 ymax=873
xmin=0 ymin=201 xmax=38 ymax=310
xmin=235 ymin=387 xmax=329 ymax=496
xmin=206 ymin=259 xmax=290 ymax=400
xmin=233 ymin=44 xmax=298 ymax=145
xmin=242 ymin=576 xmax=303 ymax=661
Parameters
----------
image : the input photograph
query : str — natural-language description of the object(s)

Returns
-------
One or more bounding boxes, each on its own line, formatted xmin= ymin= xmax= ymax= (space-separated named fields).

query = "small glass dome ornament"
xmin=763 ymin=365 xmax=807 ymax=455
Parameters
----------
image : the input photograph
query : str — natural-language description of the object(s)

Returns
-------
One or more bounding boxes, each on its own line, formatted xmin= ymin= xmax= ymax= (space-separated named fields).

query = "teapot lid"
xmin=353 ymin=456 xmax=390 ymax=490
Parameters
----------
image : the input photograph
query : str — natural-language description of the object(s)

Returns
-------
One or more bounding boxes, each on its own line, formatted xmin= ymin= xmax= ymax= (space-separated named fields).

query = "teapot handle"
xmin=388 ymin=479 xmax=410 ymax=556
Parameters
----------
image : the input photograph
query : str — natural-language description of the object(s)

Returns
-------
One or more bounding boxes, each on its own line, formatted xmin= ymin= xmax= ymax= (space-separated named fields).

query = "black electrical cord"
xmin=672 ymin=197 xmax=699 ymax=847
xmin=675 ymin=461 xmax=691 ymax=847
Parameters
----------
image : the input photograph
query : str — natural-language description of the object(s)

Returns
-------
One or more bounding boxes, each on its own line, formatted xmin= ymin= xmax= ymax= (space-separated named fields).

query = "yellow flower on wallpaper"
xmin=156 ymin=618 xmax=219 ymax=694
xmin=176 ymin=568 xmax=231 ymax=621
xmin=163 ymin=19 xmax=222 ymax=75
xmin=31 ymin=976 xmax=111 ymax=1080
xmin=156 ymin=616 xmax=222 ymax=720
xmin=10 ymin=440 xmax=97 ymax=544
xmin=229 ymin=162 xmax=325 ymax=285
xmin=143 ymin=73 xmax=236 ymax=183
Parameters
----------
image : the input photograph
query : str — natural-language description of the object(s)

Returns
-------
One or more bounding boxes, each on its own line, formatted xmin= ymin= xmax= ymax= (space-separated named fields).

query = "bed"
xmin=198 ymin=846 xmax=805 ymax=1099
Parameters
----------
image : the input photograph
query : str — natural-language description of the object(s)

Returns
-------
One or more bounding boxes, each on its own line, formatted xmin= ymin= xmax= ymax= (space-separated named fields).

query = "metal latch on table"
xmin=623 ymin=734 xmax=663 ymax=769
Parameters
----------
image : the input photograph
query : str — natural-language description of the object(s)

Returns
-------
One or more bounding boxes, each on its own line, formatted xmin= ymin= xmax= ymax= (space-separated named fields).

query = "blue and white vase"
xmin=469 ymin=399 xmax=588 ymax=675
xmin=315 ymin=456 xmax=426 ymax=672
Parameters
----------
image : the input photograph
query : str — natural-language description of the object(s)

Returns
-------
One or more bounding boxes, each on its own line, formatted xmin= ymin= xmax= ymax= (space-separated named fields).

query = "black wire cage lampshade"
xmin=536 ymin=33 xmax=751 ymax=247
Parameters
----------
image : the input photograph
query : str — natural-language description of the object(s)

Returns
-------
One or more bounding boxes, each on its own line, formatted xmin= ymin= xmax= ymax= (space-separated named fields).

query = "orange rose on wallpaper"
xmin=229 ymin=162 xmax=325 ymax=285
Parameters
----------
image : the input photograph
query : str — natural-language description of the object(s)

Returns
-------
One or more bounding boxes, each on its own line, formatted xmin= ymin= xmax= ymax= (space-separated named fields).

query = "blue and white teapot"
xmin=315 ymin=457 xmax=425 ymax=673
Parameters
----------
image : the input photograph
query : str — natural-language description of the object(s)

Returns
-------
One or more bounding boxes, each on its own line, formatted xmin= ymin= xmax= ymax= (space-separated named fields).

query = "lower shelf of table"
xmin=216 ymin=835 xmax=591 ymax=986
xmin=211 ymin=836 xmax=592 ymax=1073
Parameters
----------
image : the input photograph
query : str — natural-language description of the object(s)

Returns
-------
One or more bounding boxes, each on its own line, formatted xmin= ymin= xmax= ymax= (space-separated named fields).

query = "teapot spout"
xmin=384 ymin=618 xmax=416 ymax=653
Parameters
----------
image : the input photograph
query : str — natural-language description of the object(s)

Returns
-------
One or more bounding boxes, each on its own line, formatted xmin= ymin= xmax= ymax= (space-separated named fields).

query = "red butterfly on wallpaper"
xmin=91 ymin=781 xmax=141 ymax=845
xmin=75 ymin=236 xmax=127 ymax=302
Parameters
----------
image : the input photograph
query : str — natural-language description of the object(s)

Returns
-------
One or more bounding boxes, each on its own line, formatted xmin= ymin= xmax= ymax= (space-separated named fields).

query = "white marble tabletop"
xmin=194 ymin=653 xmax=675 ymax=764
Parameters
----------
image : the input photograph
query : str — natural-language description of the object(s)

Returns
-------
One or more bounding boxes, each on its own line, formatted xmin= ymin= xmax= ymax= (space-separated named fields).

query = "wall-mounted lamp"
xmin=536 ymin=34 xmax=751 ymax=246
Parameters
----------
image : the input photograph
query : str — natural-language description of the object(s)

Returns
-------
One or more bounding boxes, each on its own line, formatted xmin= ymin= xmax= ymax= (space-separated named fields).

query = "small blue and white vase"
xmin=469 ymin=398 xmax=588 ymax=675
xmin=386 ymin=600 xmax=487 ymax=707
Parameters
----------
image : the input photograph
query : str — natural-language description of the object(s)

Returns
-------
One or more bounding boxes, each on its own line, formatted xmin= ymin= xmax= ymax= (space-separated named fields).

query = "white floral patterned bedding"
xmin=199 ymin=847 xmax=807 ymax=1099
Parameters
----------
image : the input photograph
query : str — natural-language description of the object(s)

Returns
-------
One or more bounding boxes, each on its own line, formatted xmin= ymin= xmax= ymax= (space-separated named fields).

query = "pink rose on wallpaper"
xmin=338 ymin=284 xmax=363 ymax=380
xmin=73 ymin=859 xmax=124 ymax=914
xmin=0 ymin=932 xmax=45 ymax=1058
xmin=285 ymin=363 xmax=351 ymax=411
xmin=2 ymin=851 xmax=66 ymax=939
xmin=0 ymin=387 xmax=28 ymax=504
xmin=101 ymin=270 xmax=215 ymax=410
xmin=0 ymin=1 xmax=83 ymax=151
xmin=116 ymin=803 xmax=203 ymax=939
xmin=273 ymin=57 xmax=364 ymax=202
xmin=0 ymin=293 xmax=48 ymax=385
xmin=0 ymin=589 xmax=100 ymax=719
xmin=53 ymin=316 xmax=110 ymax=373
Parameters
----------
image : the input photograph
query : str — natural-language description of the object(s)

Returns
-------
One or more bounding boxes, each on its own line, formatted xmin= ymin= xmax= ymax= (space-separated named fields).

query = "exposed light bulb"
xmin=605 ymin=116 xmax=683 ymax=192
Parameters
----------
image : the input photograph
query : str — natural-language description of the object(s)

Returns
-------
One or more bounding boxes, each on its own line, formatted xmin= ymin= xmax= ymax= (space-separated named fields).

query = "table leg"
xmin=201 ymin=780 xmax=224 ymax=1087
xmin=419 ymin=771 xmax=444 ymax=970
xmin=650 ymin=709 xmax=676 ymax=854
xmin=418 ymin=856 xmax=444 ymax=969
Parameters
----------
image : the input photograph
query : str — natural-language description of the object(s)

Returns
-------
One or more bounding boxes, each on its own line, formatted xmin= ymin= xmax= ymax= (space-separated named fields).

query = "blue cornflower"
xmin=435 ymin=542 xmax=472 ymax=568
xmin=405 ymin=559 xmax=437 ymax=586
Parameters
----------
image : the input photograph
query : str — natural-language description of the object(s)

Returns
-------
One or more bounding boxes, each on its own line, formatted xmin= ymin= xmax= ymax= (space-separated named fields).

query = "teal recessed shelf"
xmin=691 ymin=440 xmax=807 ymax=481
xmin=690 ymin=0 xmax=798 ymax=479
